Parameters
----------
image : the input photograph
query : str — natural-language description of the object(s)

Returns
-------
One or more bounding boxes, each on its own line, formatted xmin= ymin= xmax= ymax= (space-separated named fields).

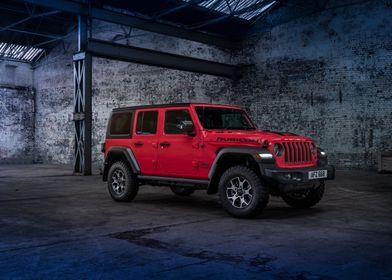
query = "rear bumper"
xmin=262 ymin=164 xmax=335 ymax=185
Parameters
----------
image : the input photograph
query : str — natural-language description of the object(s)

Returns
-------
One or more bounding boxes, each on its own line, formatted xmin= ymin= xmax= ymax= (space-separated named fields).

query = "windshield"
xmin=195 ymin=106 xmax=256 ymax=130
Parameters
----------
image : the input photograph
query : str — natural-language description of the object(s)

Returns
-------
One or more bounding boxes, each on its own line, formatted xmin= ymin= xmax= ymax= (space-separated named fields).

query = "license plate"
xmin=308 ymin=170 xmax=328 ymax=180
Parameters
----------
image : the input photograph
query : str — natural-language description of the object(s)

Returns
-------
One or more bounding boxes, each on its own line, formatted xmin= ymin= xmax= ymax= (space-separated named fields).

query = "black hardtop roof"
xmin=112 ymin=103 xmax=242 ymax=112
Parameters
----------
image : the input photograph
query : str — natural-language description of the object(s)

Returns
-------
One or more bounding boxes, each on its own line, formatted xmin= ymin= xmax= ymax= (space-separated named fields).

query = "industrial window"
xmin=181 ymin=0 xmax=277 ymax=21
xmin=0 ymin=42 xmax=44 ymax=63
xmin=136 ymin=110 xmax=158 ymax=135
xmin=164 ymin=109 xmax=193 ymax=134
xmin=109 ymin=112 xmax=132 ymax=135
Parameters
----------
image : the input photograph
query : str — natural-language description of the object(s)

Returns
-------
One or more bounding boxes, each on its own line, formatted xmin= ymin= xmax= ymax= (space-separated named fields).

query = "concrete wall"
xmin=0 ymin=61 xmax=34 ymax=163
xmin=33 ymin=22 xmax=232 ymax=171
xmin=232 ymin=0 xmax=392 ymax=169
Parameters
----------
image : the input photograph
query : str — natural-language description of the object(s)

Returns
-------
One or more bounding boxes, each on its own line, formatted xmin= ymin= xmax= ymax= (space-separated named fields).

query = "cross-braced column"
xmin=73 ymin=15 xmax=92 ymax=175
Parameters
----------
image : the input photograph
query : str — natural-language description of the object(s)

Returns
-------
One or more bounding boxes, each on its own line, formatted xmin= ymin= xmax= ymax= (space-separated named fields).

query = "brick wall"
xmin=231 ymin=0 xmax=392 ymax=169
xmin=0 ymin=86 xmax=35 ymax=163
xmin=0 ymin=61 xmax=34 ymax=163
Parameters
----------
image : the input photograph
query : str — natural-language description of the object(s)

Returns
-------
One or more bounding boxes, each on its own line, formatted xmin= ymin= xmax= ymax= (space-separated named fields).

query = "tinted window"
xmin=109 ymin=112 xmax=132 ymax=135
xmin=195 ymin=107 xmax=255 ymax=130
xmin=164 ymin=110 xmax=193 ymax=134
xmin=136 ymin=111 xmax=158 ymax=135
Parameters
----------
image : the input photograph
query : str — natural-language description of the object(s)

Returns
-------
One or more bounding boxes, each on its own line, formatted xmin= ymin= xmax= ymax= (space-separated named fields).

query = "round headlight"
xmin=273 ymin=143 xmax=284 ymax=157
xmin=317 ymin=147 xmax=327 ymax=158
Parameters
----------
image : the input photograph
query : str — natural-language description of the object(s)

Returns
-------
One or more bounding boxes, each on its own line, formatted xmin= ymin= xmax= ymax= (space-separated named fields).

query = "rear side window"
xmin=136 ymin=110 xmax=158 ymax=135
xmin=164 ymin=109 xmax=193 ymax=134
xmin=109 ymin=112 xmax=132 ymax=135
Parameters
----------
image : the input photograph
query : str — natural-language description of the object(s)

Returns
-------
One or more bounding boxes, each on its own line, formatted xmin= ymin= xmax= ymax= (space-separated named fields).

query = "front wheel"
xmin=218 ymin=166 xmax=269 ymax=218
xmin=108 ymin=161 xmax=139 ymax=202
xmin=281 ymin=182 xmax=325 ymax=208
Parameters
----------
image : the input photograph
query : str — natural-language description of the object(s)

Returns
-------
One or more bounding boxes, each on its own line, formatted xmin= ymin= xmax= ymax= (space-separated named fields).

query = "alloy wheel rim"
xmin=111 ymin=169 xmax=126 ymax=195
xmin=226 ymin=176 xmax=253 ymax=209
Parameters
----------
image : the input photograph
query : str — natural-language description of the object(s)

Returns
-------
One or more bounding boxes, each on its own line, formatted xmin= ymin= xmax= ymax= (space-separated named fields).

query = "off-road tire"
xmin=281 ymin=182 xmax=325 ymax=208
xmin=170 ymin=186 xmax=195 ymax=196
xmin=108 ymin=161 xmax=139 ymax=202
xmin=218 ymin=166 xmax=269 ymax=218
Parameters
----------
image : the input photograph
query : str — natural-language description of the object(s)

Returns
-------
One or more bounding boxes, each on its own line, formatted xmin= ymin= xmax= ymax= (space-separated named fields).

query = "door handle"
xmin=159 ymin=142 xmax=171 ymax=148
xmin=133 ymin=141 xmax=143 ymax=147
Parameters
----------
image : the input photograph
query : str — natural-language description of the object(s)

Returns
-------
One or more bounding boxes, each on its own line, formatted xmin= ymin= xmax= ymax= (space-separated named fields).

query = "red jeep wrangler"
xmin=102 ymin=103 xmax=334 ymax=218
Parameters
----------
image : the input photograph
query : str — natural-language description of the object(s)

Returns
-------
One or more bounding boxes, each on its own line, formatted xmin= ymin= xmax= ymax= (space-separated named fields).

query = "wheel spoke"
xmin=111 ymin=168 xmax=126 ymax=195
xmin=226 ymin=176 xmax=254 ymax=209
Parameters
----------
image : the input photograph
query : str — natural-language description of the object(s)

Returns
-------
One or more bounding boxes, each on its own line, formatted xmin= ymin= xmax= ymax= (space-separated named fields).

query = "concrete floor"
xmin=0 ymin=165 xmax=391 ymax=279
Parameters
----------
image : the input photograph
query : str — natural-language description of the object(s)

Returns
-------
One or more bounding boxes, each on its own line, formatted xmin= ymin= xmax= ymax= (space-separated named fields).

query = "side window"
xmin=164 ymin=109 xmax=193 ymax=134
xmin=109 ymin=112 xmax=132 ymax=135
xmin=136 ymin=110 xmax=158 ymax=135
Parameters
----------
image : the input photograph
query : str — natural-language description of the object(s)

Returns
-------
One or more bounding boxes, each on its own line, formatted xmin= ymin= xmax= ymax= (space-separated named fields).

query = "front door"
xmin=157 ymin=108 xmax=200 ymax=178
xmin=131 ymin=109 xmax=159 ymax=175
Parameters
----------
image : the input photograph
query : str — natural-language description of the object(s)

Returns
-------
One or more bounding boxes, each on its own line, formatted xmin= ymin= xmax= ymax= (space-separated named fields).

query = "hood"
xmin=202 ymin=129 xmax=313 ymax=146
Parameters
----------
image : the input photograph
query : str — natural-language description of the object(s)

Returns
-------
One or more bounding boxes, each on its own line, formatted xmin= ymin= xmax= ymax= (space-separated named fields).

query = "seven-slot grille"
xmin=282 ymin=142 xmax=313 ymax=164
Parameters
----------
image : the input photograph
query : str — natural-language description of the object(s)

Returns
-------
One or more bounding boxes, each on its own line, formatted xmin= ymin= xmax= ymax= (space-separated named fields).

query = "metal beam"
xmin=0 ymin=26 xmax=62 ymax=39
xmin=24 ymin=0 xmax=238 ymax=49
xmin=0 ymin=10 xmax=61 ymax=32
xmin=153 ymin=0 xmax=206 ymax=19
xmin=86 ymin=39 xmax=239 ymax=78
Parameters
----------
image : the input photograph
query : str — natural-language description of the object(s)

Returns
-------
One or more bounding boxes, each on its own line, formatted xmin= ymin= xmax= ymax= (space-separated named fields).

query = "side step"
xmin=138 ymin=175 xmax=209 ymax=189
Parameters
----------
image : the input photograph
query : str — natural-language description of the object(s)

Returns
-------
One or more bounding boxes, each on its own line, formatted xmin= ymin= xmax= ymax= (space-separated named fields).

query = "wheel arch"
xmin=103 ymin=147 xmax=140 ymax=181
xmin=207 ymin=148 xmax=267 ymax=194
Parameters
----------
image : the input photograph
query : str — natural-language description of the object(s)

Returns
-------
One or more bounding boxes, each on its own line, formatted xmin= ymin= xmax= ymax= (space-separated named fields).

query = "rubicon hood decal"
xmin=216 ymin=137 xmax=260 ymax=143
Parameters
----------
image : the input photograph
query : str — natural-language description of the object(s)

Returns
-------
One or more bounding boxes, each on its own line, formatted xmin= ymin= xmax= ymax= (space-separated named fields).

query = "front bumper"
xmin=262 ymin=164 xmax=335 ymax=185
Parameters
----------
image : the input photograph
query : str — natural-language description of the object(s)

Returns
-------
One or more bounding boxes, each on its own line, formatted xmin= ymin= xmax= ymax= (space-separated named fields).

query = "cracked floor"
xmin=0 ymin=164 xmax=391 ymax=279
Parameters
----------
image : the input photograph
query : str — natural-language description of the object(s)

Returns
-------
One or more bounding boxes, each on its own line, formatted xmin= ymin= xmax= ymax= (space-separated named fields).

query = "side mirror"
xmin=177 ymin=120 xmax=195 ymax=136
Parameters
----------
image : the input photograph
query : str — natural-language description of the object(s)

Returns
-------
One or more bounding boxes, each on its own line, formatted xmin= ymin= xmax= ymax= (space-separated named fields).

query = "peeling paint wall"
xmin=232 ymin=0 xmax=392 ymax=169
xmin=0 ymin=62 xmax=34 ymax=163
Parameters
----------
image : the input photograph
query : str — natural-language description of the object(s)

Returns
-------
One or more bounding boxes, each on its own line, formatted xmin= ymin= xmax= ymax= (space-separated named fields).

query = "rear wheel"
xmin=108 ymin=161 xmax=139 ymax=202
xmin=281 ymin=182 xmax=325 ymax=208
xmin=218 ymin=166 xmax=269 ymax=218
xmin=170 ymin=186 xmax=195 ymax=196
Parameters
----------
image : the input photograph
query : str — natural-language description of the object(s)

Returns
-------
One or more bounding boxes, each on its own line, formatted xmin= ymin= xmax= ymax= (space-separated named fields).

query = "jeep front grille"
xmin=282 ymin=142 xmax=313 ymax=164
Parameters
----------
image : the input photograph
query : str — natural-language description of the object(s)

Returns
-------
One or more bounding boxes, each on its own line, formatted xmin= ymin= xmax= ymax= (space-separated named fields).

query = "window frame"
xmin=164 ymin=109 xmax=194 ymax=135
xmin=135 ymin=109 xmax=159 ymax=136
xmin=106 ymin=111 xmax=134 ymax=139
xmin=194 ymin=106 xmax=257 ymax=131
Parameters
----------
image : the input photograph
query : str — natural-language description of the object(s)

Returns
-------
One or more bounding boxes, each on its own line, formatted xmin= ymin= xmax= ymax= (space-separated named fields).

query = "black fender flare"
xmin=102 ymin=146 xmax=140 ymax=181
xmin=207 ymin=147 xmax=274 ymax=193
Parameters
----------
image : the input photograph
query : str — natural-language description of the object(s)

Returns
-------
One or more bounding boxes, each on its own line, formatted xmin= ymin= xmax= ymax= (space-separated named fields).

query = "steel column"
xmin=73 ymin=15 xmax=92 ymax=175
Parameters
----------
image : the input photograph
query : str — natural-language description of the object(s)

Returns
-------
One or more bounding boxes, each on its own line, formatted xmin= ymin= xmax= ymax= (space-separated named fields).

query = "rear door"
xmin=131 ymin=109 xmax=159 ymax=175
xmin=157 ymin=107 xmax=201 ymax=178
